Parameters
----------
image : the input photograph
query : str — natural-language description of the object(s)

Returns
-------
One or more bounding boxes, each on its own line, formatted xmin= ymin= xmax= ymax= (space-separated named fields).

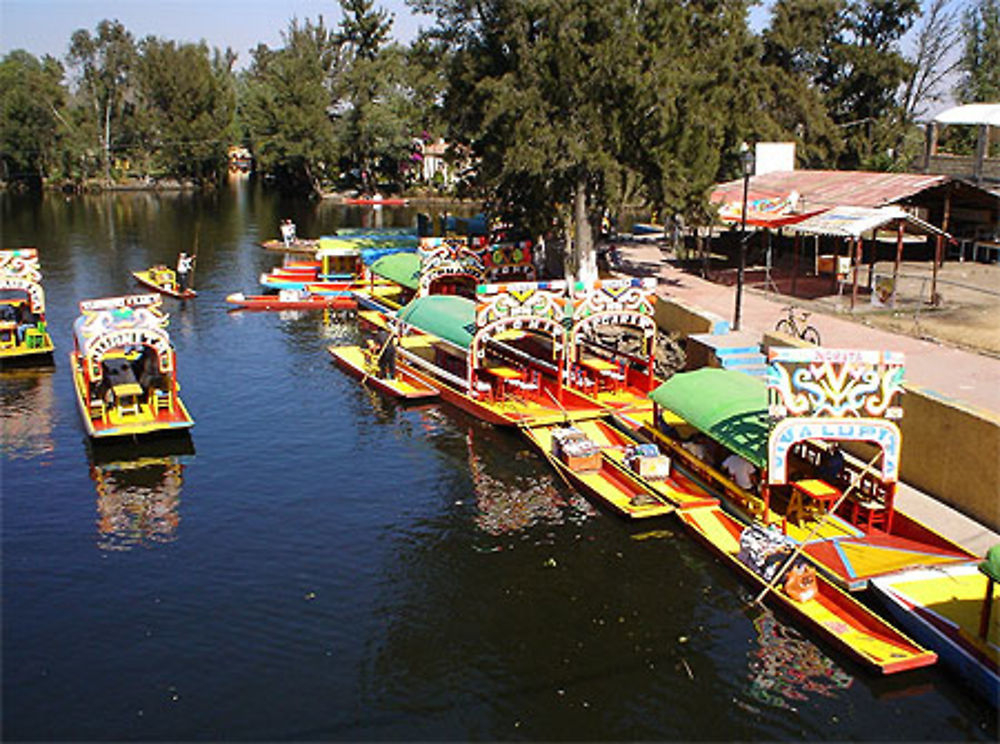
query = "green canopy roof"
xmin=397 ymin=295 xmax=476 ymax=349
xmin=649 ymin=368 xmax=769 ymax=468
xmin=371 ymin=252 xmax=420 ymax=290
xmin=980 ymin=544 xmax=1000 ymax=582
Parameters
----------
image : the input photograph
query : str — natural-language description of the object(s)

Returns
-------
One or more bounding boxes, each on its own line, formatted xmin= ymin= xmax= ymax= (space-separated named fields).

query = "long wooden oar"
xmin=751 ymin=449 xmax=884 ymax=607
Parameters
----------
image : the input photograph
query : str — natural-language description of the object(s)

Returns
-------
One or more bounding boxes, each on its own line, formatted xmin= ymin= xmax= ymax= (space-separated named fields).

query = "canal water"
xmin=1 ymin=185 xmax=995 ymax=741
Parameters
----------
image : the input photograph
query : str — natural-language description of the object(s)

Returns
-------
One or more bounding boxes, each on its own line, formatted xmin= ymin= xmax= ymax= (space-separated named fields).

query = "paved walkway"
xmin=617 ymin=242 xmax=1000 ymax=414
xmin=614 ymin=242 xmax=1000 ymax=556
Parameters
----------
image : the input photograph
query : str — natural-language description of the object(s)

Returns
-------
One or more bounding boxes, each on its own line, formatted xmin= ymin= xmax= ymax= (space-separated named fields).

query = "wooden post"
xmin=791 ymin=232 xmax=800 ymax=297
xmin=851 ymin=237 xmax=862 ymax=310
xmin=892 ymin=222 xmax=904 ymax=309
xmin=831 ymin=239 xmax=840 ymax=294
xmin=931 ymin=186 xmax=953 ymax=306
xmin=979 ymin=576 xmax=994 ymax=640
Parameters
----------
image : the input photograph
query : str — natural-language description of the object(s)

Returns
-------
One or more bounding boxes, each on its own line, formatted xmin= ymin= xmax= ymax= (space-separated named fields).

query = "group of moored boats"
xmin=3 ymin=230 xmax=997 ymax=704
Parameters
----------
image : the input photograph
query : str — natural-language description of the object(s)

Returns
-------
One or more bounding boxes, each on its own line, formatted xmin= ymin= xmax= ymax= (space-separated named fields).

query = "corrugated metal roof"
xmin=789 ymin=206 xmax=948 ymax=238
xmin=711 ymin=170 xmax=950 ymax=210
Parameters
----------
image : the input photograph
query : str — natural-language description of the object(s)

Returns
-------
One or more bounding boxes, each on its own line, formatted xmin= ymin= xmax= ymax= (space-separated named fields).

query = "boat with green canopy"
xmin=639 ymin=361 xmax=975 ymax=591
xmin=388 ymin=286 xmax=606 ymax=426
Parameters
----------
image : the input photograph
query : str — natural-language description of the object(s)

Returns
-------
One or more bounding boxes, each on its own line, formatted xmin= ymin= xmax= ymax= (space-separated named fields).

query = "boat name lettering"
xmin=88 ymin=329 xmax=172 ymax=361
xmin=768 ymin=417 xmax=900 ymax=484
xmin=81 ymin=294 xmax=161 ymax=312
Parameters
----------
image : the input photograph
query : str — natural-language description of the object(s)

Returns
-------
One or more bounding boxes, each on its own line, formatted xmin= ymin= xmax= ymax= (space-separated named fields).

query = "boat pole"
xmin=750 ymin=449 xmax=883 ymax=607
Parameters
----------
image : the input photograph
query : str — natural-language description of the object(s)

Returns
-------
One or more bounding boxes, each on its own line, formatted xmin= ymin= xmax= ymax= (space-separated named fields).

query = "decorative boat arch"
xmin=469 ymin=280 xmax=568 ymax=389
xmin=568 ymin=278 xmax=658 ymax=390
xmin=480 ymin=240 xmax=536 ymax=282
xmin=76 ymin=295 xmax=174 ymax=382
xmin=765 ymin=348 xmax=905 ymax=485
xmin=418 ymin=238 xmax=487 ymax=297
xmin=0 ymin=249 xmax=46 ymax=313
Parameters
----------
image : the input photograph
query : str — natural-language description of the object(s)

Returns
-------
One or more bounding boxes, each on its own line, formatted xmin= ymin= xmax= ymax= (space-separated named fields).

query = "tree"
xmin=66 ymin=19 xmax=137 ymax=185
xmin=136 ymin=38 xmax=237 ymax=183
xmin=332 ymin=0 xmax=415 ymax=193
xmin=416 ymin=0 xmax=766 ymax=279
xmin=240 ymin=18 xmax=340 ymax=194
xmin=0 ymin=51 xmax=68 ymax=187
xmin=955 ymin=0 xmax=1000 ymax=103
xmin=762 ymin=0 xmax=921 ymax=170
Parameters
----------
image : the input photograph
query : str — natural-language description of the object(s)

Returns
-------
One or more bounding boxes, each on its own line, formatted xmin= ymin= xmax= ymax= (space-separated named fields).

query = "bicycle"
xmin=775 ymin=305 xmax=821 ymax=345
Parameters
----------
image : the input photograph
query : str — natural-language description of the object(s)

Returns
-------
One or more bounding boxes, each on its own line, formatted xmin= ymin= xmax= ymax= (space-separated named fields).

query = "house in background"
xmin=922 ymin=103 xmax=1000 ymax=193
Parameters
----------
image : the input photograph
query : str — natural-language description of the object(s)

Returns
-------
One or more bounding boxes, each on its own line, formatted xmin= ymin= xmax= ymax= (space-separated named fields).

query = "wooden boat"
xmin=225 ymin=291 xmax=356 ymax=311
xmin=344 ymin=196 xmax=409 ymax=206
xmin=678 ymin=504 xmax=937 ymax=675
xmin=572 ymin=418 xmax=721 ymax=510
xmin=641 ymin=365 xmax=976 ymax=591
xmin=260 ymin=243 xmax=365 ymax=291
xmin=522 ymin=421 xmax=677 ymax=519
xmin=0 ymin=248 xmax=55 ymax=365
xmin=327 ymin=344 xmax=439 ymax=400
xmin=390 ymin=290 xmax=607 ymax=427
xmin=132 ymin=266 xmax=197 ymax=299
xmin=871 ymin=555 xmax=999 ymax=702
xmin=260 ymin=238 xmax=320 ymax=254
xmin=70 ymin=294 xmax=194 ymax=439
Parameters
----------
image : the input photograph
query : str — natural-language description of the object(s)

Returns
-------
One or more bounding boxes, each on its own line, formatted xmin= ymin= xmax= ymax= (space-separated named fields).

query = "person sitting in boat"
xmin=722 ymin=452 xmax=759 ymax=493
xmin=818 ymin=444 xmax=846 ymax=487
xmin=176 ymin=252 xmax=194 ymax=292
xmin=681 ymin=434 xmax=713 ymax=462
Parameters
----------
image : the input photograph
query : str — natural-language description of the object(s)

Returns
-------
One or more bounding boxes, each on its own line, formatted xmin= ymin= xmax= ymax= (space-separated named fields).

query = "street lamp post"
xmin=733 ymin=142 xmax=754 ymax=331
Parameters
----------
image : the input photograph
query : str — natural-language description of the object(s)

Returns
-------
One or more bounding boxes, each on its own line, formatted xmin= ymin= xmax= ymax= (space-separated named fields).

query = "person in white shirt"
xmin=280 ymin=219 xmax=296 ymax=246
xmin=722 ymin=453 xmax=758 ymax=492
xmin=176 ymin=252 xmax=194 ymax=291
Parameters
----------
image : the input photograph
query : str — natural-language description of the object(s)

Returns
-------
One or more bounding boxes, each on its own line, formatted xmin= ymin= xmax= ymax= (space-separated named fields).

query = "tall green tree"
xmin=956 ymin=0 xmax=1000 ymax=103
xmin=762 ymin=0 xmax=920 ymax=170
xmin=414 ymin=0 xmax=765 ymax=278
xmin=136 ymin=38 xmax=237 ymax=183
xmin=0 ymin=51 xmax=68 ymax=187
xmin=333 ymin=0 xmax=415 ymax=192
xmin=240 ymin=18 xmax=340 ymax=194
xmin=66 ymin=19 xmax=137 ymax=185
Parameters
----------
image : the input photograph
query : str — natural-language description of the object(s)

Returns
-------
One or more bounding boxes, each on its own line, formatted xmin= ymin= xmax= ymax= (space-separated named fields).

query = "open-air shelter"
xmin=787 ymin=206 xmax=951 ymax=309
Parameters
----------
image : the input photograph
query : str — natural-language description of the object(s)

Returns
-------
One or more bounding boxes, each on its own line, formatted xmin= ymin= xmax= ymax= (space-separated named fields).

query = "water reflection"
xmin=0 ymin=369 xmax=56 ymax=460
xmin=465 ymin=425 xmax=595 ymax=537
xmin=88 ymin=437 xmax=195 ymax=551
xmin=741 ymin=606 xmax=853 ymax=711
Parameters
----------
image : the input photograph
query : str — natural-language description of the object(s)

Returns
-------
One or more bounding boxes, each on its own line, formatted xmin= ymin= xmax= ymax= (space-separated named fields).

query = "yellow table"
xmin=113 ymin=382 xmax=144 ymax=416
xmin=788 ymin=478 xmax=841 ymax=525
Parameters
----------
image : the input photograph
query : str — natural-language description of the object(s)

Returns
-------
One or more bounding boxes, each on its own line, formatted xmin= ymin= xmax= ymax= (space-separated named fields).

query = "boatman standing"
xmin=280 ymin=219 xmax=297 ymax=247
xmin=177 ymin=252 xmax=195 ymax=292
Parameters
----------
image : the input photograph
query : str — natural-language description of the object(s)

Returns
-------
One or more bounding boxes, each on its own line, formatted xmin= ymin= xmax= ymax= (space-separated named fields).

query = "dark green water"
xmin=1 ymin=184 xmax=995 ymax=741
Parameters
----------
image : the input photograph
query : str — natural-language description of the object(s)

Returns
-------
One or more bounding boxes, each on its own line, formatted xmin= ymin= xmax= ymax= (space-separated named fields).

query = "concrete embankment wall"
xmin=654 ymin=296 xmax=1000 ymax=533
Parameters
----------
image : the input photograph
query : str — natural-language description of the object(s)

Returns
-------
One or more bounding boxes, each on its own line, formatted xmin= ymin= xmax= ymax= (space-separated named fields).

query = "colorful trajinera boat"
xmin=0 ymin=248 xmax=55 ymax=365
xmin=516 ymin=402 xmax=938 ymax=672
xmin=871 ymin=547 xmax=999 ymax=702
xmin=638 ymin=350 xmax=976 ymax=591
xmin=70 ymin=294 xmax=194 ymax=438
xmin=327 ymin=340 xmax=439 ymax=400
xmin=132 ymin=265 xmax=197 ymax=299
